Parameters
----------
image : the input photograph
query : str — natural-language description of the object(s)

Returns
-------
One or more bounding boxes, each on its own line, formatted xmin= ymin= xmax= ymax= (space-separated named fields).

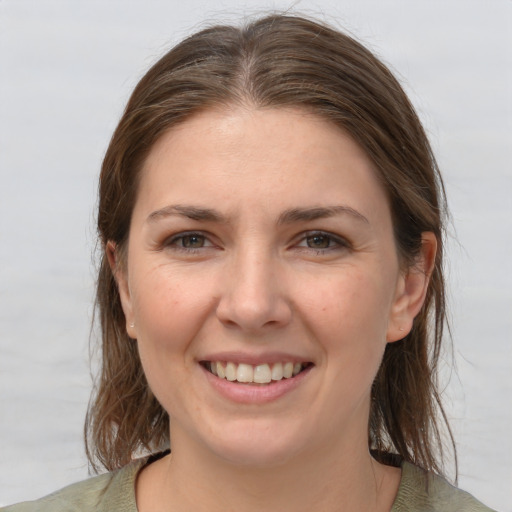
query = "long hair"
xmin=86 ymin=14 xmax=455 ymax=476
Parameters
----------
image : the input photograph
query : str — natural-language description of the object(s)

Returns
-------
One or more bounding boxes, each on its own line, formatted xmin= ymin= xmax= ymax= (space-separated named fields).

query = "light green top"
xmin=1 ymin=457 xmax=496 ymax=511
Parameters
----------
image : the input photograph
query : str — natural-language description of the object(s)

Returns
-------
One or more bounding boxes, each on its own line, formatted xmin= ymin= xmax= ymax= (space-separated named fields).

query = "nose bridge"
xmin=216 ymin=241 xmax=291 ymax=331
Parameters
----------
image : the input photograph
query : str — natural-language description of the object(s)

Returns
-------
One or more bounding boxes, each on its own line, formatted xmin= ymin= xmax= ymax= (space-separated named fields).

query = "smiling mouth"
xmin=201 ymin=361 xmax=313 ymax=384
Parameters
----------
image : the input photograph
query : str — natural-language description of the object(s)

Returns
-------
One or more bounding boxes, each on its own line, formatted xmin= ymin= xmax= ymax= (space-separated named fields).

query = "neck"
xmin=137 ymin=427 xmax=400 ymax=512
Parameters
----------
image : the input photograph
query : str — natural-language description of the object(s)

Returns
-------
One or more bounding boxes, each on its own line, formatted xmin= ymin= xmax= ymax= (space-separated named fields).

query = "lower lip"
xmin=202 ymin=365 xmax=313 ymax=404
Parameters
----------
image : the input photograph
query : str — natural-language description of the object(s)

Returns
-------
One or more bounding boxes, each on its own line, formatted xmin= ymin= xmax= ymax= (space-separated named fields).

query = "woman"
xmin=2 ymin=14 xmax=494 ymax=512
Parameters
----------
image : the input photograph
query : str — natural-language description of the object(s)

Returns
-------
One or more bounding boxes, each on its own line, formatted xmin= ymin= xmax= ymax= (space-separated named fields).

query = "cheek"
xmin=305 ymin=270 xmax=393 ymax=332
xmin=300 ymin=269 xmax=395 ymax=370
xmin=132 ymin=264 xmax=210 ymax=334
xmin=290 ymin=271 xmax=395 ymax=437
xmin=129 ymin=271 xmax=208 ymax=413
xmin=128 ymin=265 xmax=214 ymax=390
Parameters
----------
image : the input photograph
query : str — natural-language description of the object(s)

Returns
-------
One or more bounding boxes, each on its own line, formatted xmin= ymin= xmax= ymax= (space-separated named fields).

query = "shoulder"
xmin=0 ymin=459 xmax=144 ymax=512
xmin=392 ymin=462 xmax=496 ymax=512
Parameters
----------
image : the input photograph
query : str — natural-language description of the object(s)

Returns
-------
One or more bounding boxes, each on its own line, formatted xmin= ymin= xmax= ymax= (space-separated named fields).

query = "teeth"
xmin=206 ymin=361 xmax=307 ymax=384
xmin=271 ymin=363 xmax=284 ymax=381
xmin=253 ymin=364 xmax=271 ymax=384
xmin=216 ymin=362 xmax=225 ymax=379
xmin=225 ymin=362 xmax=237 ymax=381
xmin=236 ymin=363 xmax=253 ymax=383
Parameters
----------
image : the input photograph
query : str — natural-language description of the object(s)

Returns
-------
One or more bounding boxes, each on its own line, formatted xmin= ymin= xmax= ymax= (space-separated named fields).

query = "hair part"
xmin=86 ymin=13 xmax=455 ymax=477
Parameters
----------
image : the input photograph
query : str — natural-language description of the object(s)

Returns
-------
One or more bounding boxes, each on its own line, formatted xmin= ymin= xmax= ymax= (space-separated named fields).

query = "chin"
xmin=203 ymin=421 xmax=307 ymax=469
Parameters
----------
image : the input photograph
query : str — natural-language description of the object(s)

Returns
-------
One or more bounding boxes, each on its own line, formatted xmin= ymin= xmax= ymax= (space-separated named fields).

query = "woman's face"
xmin=116 ymin=107 xmax=427 ymax=467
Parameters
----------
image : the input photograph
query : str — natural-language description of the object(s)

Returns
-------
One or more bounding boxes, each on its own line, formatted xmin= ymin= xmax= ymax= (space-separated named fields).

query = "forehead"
xmin=135 ymin=107 xmax=391 ymax=226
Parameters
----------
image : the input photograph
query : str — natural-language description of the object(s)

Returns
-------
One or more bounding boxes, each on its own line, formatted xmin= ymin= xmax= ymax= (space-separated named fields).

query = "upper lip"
xmin=198 ymin=351 xmax=313 ymax=366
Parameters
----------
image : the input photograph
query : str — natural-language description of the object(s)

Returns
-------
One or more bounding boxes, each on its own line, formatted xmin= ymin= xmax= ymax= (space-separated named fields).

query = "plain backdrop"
xmin=0 ymin=1 xmax=511 ymax=510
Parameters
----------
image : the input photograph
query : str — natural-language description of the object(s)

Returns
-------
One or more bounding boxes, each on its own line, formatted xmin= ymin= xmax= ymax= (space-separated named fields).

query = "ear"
xmin=106 ymin=241 xmax=137 ymax=339
xmin=386 ymin=232 xmax=437 ymax=343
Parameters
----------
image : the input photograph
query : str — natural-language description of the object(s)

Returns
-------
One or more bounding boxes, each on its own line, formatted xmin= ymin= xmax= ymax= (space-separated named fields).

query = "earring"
xmin=129 ymin=322 xmax=135 ymax=328
xmin=399 ymin=327 xmax=404 ymax=332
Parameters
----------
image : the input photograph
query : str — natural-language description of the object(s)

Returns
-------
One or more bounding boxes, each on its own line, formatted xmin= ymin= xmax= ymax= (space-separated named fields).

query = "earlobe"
xmin=387 ymin=232 xmax=437 ymax=343
xmin=106 ymin=241 xmax=137 ymax=339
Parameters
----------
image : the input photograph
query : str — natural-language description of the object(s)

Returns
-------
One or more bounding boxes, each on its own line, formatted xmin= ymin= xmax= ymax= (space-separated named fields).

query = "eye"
xmin=165 ymin=231 xmax=214 ymax=251
xmin=295 ymin=231 xmax=350 ymax=253
xmin=305 ymin=233 xmax=333 ymax=249
xmin=180 ymin=234 xmax=206 ymax=248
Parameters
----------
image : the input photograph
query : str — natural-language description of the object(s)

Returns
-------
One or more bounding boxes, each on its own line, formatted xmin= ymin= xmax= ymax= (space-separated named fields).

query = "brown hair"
xmin=86 ymin=14 xmax=455 ymax=476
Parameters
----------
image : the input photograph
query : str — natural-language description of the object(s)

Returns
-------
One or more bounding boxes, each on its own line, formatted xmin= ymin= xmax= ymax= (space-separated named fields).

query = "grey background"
xmin=0 ymin=1 xmax=511 ymax=510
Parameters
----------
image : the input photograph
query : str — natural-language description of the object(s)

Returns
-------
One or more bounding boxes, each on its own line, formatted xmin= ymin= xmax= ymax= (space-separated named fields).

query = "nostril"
xmin=216 ymin=291 xmax=293 ymax=332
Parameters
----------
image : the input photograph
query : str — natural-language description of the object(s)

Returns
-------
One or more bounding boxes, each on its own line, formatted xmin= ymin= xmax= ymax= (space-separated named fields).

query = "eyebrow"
xmin=277 ymin=206 xmax=369 ymax=225
xmin=147 ymin=204 xmax=369 ymax=225
xmin=147 ymin=204 xmax=228 ymax=223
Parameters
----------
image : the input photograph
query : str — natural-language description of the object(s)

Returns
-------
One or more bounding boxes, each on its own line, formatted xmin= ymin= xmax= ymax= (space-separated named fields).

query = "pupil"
xmin=308 ymin=235 xmax=329 ymax=249
xmin=183 ymin=235 xmax=203 ymax=248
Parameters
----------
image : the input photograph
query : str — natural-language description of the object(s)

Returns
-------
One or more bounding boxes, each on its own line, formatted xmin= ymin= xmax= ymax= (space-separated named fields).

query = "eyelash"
xmin=294 ymin=231 xmax=350 ymax=254
xmin=164 ymin=231 xmax=213 ymax=253
xmin=164 ymin=230 xmax=350 ymax=256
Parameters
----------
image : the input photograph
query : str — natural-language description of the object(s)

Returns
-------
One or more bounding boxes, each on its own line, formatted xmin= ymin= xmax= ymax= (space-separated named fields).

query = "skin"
xmin=109 ymin=106 xmax=436 ymax=512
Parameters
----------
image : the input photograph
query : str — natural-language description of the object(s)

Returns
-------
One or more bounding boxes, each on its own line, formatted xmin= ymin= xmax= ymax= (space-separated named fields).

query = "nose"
xmin=215 ymin=248 xmax=292 ymax=332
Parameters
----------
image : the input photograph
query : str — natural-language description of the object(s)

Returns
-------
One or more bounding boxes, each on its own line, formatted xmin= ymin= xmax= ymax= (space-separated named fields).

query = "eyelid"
xmin=293 ymin=230 xmax=351 ymax=250
xmin=164 ymin=230 xmax=217 ymax=250
xmin=160 ymin=229 xmax=350 ymax=253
